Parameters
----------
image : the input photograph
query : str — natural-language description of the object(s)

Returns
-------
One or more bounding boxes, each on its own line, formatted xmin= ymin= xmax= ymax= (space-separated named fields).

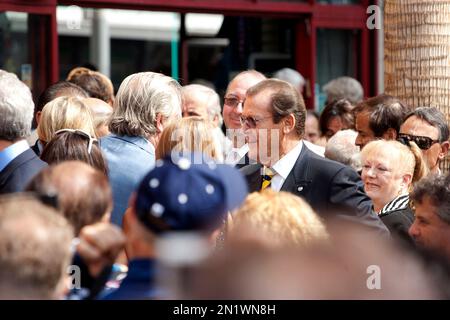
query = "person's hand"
xmin=76 ymin=222 xmax=126 ymax=277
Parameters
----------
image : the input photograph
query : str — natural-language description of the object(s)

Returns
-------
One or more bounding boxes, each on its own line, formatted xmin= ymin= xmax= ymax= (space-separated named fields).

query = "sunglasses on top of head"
xmin=54 ymin=129 xmax=98 ymax=154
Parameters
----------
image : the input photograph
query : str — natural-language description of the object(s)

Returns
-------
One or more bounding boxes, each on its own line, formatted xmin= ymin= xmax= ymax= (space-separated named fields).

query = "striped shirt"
xmin=379 ymin=194 xmax=410 ymax=217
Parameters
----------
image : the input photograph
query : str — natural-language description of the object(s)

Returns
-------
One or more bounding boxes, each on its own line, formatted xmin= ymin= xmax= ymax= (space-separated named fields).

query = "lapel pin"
xmin=297 ymin=186 xmax=304 ymax=192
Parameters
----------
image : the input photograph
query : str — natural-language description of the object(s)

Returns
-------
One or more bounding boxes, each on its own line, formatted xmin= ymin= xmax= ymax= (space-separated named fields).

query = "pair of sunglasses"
xmin=54 ymin=129 xmax=98 ymax=154
xmin=239 ymin=115 xmax=273 ymax=129
xmin=397 ymin=133 xmax=439 ymax=150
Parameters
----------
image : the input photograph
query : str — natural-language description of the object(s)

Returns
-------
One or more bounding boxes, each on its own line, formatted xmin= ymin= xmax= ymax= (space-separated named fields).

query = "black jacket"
xmin=241 ymin=144 xmax=390 ymax=237
xmin=378 ymin=195 xmax=414 ymax=244
xmin=0 ymin=148 xmax=47 ymax=194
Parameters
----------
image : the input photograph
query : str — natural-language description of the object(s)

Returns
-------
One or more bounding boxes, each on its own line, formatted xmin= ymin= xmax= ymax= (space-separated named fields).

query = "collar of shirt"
xmin=0 ymin=140 xmax=30 ymax=172
xmin=37 ymin=140 xmax=44 ymax=154
xmin=303 ymin=140 xmax=325 ymax=157
xmin=270 ymin=140 xmax=303 ymax=191
xmin=103 ymin=134 xmax=155 ymax=155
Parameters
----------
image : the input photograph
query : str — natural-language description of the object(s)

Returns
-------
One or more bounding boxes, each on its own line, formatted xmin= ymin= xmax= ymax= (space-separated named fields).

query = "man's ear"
xmin=283 ymin=114 xmax=296 ymax=134
xmin=439 ymin=141 xmax=450 ymax=159
xmin=122 ymin=206 xmax=138 ymax=236
xmin=155 ymin=113 xmax=164 ymax=134
xmin=35 ymin=111 xmax=42 ymax=125
xmin=212 ymin=114 xmax=220 ymax=128
xmin=382 ymin=128 xmax=397 ymax=141
xmin=122 ymin=193 xmax=137 ymax=230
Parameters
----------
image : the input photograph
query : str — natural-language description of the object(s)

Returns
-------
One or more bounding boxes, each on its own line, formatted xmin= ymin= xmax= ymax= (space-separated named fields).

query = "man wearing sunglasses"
xmin=399 ymin=107 xmax=449 ymax=175
xmin=240 ymin=79 xmax=389 ymax=236
xmin=222 ymin=70 xmax=324 ymax=166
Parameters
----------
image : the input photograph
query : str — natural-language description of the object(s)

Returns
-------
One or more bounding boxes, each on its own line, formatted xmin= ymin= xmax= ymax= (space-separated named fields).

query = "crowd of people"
xmin=0 ymin=65 xmax=450 ymax=299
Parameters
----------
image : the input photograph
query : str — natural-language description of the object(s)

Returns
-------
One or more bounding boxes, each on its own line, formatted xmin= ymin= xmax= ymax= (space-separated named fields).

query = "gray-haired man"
xmin=0 ymin=70 xmax=46 ymax=194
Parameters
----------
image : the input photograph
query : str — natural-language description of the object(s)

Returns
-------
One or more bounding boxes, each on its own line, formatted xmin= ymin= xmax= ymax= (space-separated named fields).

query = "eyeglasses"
xmin=239 ymin=115 xmax=273 ymax=129
xmin=397 ymin=133 xmax=439 ymax=150
xmin=224 ymin=97 xmax=245 ymax=108
xmin=54 ymin=129 xmax=98 ymax=154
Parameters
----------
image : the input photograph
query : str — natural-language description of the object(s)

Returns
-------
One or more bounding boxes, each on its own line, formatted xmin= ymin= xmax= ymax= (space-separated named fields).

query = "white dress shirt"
xmin=270 ymin=140 xmax=303 ymax=191
xmin=303 ymin=140 xmax=325 ymax=157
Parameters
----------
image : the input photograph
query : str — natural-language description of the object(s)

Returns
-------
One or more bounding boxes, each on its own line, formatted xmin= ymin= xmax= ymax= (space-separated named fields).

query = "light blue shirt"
xmin=100 ymin=134 xmax=155 ymax=226
xmin=0 ymin=140 xmax=30 ymax=173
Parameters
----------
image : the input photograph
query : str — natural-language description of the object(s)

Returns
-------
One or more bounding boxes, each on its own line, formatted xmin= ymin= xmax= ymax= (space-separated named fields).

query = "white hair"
xmin=109 ymin=72 xmax=182 ymax=137
xmin=182 ymin=84 xmax=223 ymax=126
xmin=0 ymin=70 xmax=34 ymax=141
xmin=323 ymin=76 xmax=363 ymax=105
xmin=272 ymin=68 xmax=306 ymax=91
xmin=325 ymin=129 xmax=361 ymax=171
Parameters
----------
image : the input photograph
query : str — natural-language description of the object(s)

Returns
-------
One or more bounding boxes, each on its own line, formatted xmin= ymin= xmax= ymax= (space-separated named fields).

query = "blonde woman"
xmin=156 ymin=116 xmax=220 ymax=161
xmin=228 ymin=189 xmax=329 ymax=248
xmin=360 ymin=140 xmax=428 ymax=241
xmin=35 ymin=96 xmax=96 ymax=155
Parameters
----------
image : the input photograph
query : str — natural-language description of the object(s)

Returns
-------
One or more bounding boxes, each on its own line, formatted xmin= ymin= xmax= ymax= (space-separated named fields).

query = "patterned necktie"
xmin=261 ymin=167 xmax=275 ymax=190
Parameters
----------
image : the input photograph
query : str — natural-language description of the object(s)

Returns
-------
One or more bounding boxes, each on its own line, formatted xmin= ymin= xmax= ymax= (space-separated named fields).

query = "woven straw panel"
xmin=384 ymin=0 xmax=450 ymax=173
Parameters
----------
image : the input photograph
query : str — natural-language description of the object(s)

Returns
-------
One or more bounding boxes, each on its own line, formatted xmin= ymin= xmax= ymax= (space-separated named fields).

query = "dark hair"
xmin=246 ymin=79 xmax=306 ymax=137
xmin=319 ymin=99 xmax=355 ymax=135
xmin=25 ymin=161 xmax=112 ymax=235
xmin=403 ymin=107 xmax=449 ymax=143
xmin=353 ymin=94 xmax=411 ymax=137
xmin=68 ymin=72 xmax=112 ymax=103
xmin=40 ymin=131 xmax=108 ymax=175
xmin=411 ymin=173 xmax=450 ymax=225
xmin=37 ymin=81 xmax=88 ymax=113
xmin=35 ymin=81 xmax=88 ymax=128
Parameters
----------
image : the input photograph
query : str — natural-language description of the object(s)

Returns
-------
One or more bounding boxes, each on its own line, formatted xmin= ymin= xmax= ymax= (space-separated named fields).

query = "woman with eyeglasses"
xmin=360 ymin=140 xmax=428 ymax=242
xmin=35 ymin=96 xmax=97 ymax=156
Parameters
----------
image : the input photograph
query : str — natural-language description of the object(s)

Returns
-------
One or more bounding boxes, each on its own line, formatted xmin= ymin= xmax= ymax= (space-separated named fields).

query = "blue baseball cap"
xmin=134 ymin=153 xmax=248 ymax=234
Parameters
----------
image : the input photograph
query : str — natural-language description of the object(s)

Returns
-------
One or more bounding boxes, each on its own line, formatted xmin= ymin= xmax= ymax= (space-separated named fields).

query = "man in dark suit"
xmin=0 ymin=70 xmax=46 ymax=194
xmin=240 ymin=79 xmax=389 ymax=236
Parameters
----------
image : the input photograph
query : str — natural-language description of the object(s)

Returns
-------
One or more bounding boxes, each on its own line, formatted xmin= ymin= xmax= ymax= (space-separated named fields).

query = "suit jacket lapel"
xmin=280 ymin=144 xmax=313 ymax=196
xmin=240 ymin=163 xmax=263 ymax=193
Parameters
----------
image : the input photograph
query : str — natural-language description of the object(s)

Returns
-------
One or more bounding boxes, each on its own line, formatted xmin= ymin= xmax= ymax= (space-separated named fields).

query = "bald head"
xmin=83 ymin=97 xmax=113 ymax=137
xmin=226 ymin=70 xmax=267 ymax=94
xmin=223 ymin=70 xmax=266 ymax=130
xmin=26 ymin=161 xmax=112 ymax=235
